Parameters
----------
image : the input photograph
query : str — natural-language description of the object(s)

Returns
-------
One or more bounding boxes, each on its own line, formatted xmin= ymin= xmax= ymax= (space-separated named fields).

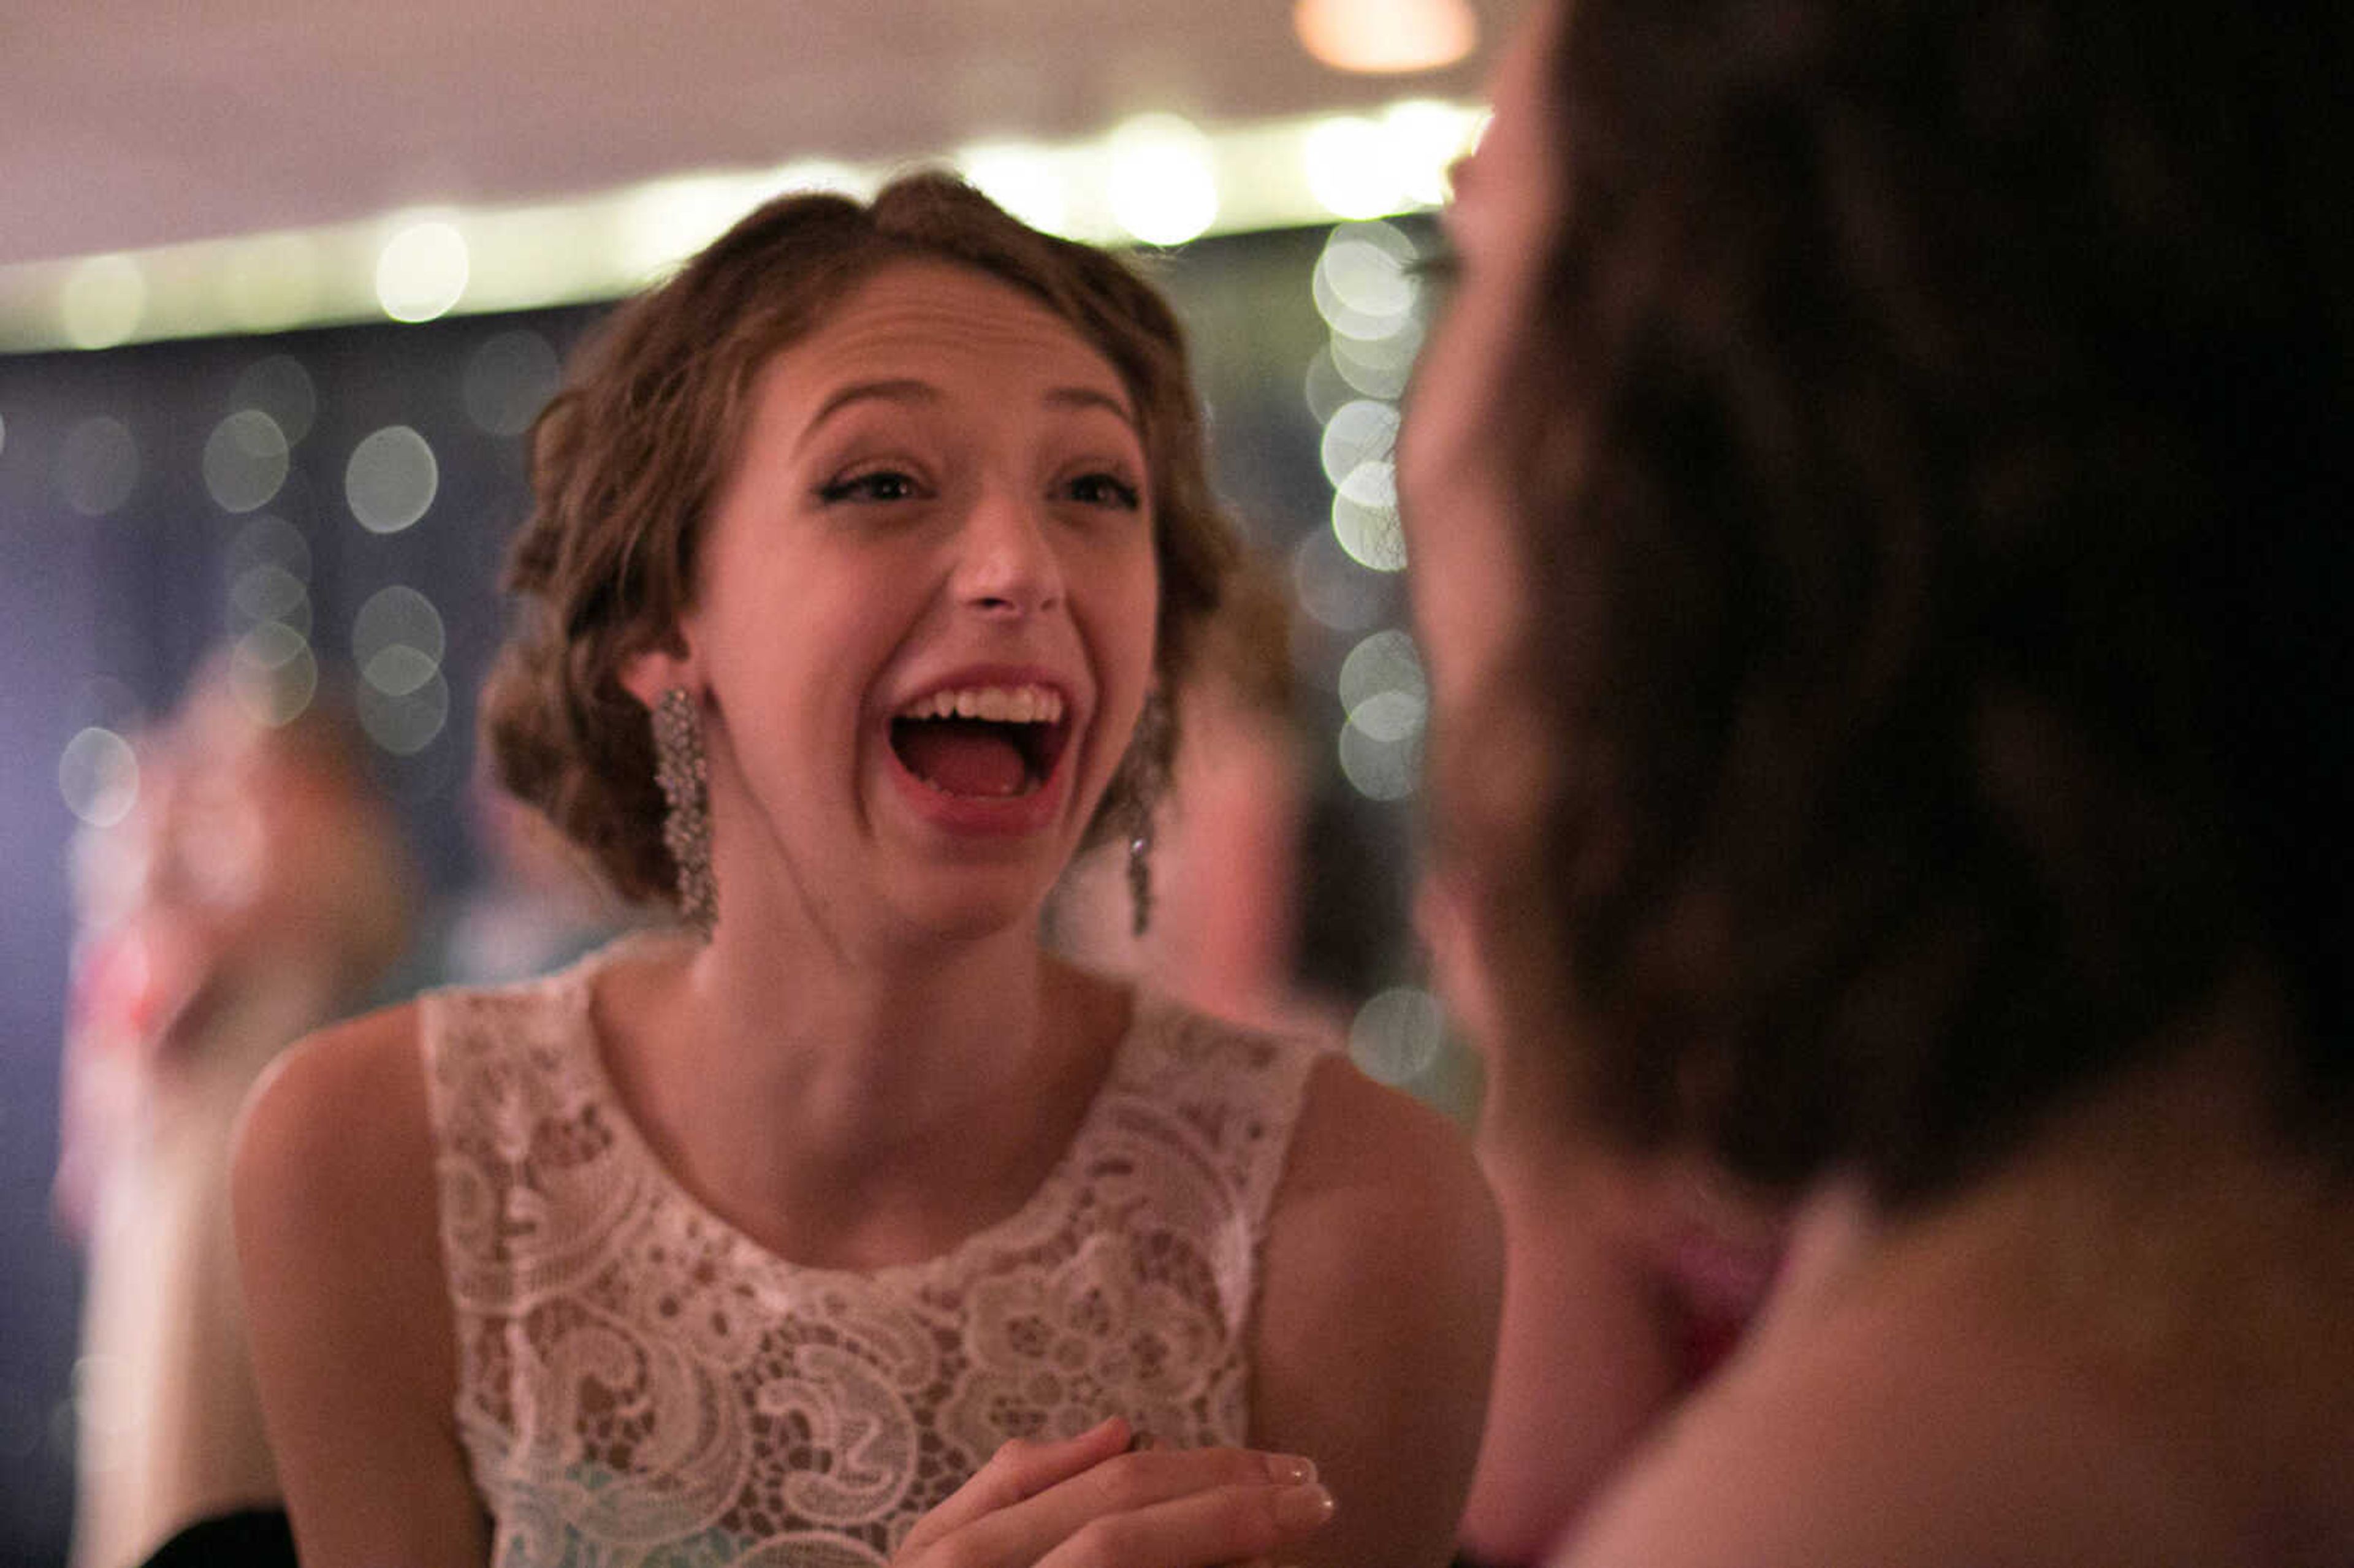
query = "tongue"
xmin=897 ymin=723 xmax=1031 ymax=798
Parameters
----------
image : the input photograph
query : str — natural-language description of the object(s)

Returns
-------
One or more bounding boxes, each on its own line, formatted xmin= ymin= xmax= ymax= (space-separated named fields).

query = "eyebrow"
xmin=1043 ymin=385 xmax=1140 ymax=430
xmin=806 ymin=378 xmax=1140 ymax=438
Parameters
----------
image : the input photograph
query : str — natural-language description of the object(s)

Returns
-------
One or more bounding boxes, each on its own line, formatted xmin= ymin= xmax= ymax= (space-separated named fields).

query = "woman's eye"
xmin=1408 ymin=245 xmax=1463 ymax=303
xmin=1061 ymin=471 xmax=1142 ymax=511
xmin=818 ymin=469 xmax=925 ymax=504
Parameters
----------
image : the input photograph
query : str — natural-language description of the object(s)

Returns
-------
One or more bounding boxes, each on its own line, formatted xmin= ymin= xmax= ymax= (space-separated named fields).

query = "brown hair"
xmin=1442 ymin=0 xmax=2354 ymax=1203
xmin=482 ymin=173 xmax=1238 ymax=904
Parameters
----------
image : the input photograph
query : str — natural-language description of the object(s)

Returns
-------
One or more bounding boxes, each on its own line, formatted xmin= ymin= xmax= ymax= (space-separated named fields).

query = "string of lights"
xmin=0 ymin=104 xmax=1484 ymax=354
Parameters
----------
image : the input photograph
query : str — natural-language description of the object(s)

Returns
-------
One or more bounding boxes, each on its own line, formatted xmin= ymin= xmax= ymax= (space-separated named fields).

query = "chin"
xmin=885 ymin=868 xmax=1058 ymax=949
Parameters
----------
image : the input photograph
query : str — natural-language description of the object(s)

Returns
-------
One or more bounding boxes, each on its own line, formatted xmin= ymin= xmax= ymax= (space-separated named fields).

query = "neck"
xmin=595 ymin=908 xmax=1123 ymax=1271
xmin=1849 ymin=987 xmax=2354 ymax=1560
xmin=706 ymin=913 xmax=1048 ymax=1114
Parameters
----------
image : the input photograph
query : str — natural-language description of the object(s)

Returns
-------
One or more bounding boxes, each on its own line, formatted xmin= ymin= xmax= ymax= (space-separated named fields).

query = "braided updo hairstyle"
xmin=481 ymin=173 xmax=1237 ymax=907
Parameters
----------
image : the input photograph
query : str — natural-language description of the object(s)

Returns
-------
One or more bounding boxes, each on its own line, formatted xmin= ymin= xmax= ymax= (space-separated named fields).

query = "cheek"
xmin=1404 ymin=466 xmax=1528 ymax=727
xmin=1419 ymin=874 xmax=1506 ymax=1062
xmin=1083 ymin=530 xmax=1162 ymax=672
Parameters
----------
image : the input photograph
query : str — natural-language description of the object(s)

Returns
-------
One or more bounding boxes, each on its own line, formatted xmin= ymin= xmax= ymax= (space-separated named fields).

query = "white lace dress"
xmin=421 ymin=945 xmax=1327 ymax=1567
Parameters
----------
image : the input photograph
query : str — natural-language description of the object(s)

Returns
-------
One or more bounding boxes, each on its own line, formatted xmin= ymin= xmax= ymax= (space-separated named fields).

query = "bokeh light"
xmin=202 ymin=409 xmax=291 ymax=514
xmin=959 ymin=143 xmax=1072 ymax=236
xmin=1338 ymin=628 xmax=1426 ymax=717
xmin=1349 ymin=986 xmax=1448 ymax=1084
xmin=229 ymin=561 xmax=311 ymax=637
xmin=462 ymin=329 xmax=562 ymax=437
xmin=1313 ymin=221 xmax=1419 ymax=337
xmin=1303 ymin=345 xmax=1358 ymax=427
xmin=59 ymin=255 xmax=146 ymax=349
xmin=224 ymin=512 xmax=314 ymax=642
xmin=1338 ymin=707 xmax=1420 ymax=800
xmin=2 ymin=103 xmax=1488 ymax=351
xmin=230 ymin=355 xmax=319 ymax=444
xmin=219 ymin=234 xmax=324 ymax=335
xmin=345 ymin=425 xmax=439 ymax=533
xmin=357 ymin=667 xmax=450 ymax=755
xmin=375 ymin=219 xmax=470 ymax=323
xmin=57 ymin=728 xmax=139 ymax=828
xmin=620 ymin=175 xmax=758 ymax=281
xmin=354 ymin=584 xmax=450 ymax=755
xmin=226 ymin=512 xmax=313 ymax=586
xmin=1382 ymin=99 xmax=1477 ymax=208
xmin=1319 ymin=398 xmax=1399 ymax=487
xmin=1330 ymin=324 xmax=1421 ymax=402
xmin=229 ymin=622 xmax=319 ymax=727
xmin=353 ymin=584 xmax=446 ymax=673
xmin=57 ymin=416 xmax=139 ymax=517
xmin=1107 ymin=115 xmax=1220 ymax=246
xmin=1330 ymin=461 xmax=1407 ymax=573
xmin=1305 ymin=118 xmax=1404 ymax=221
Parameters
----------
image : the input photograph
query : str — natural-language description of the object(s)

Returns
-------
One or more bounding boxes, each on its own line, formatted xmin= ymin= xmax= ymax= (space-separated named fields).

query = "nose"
xmin=953 ymin=483 xmax=1065 ymax=619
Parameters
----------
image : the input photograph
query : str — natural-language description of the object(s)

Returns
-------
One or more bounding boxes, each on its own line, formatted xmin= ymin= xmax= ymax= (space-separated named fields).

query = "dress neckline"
xmin=541 ymin=936 xmax=1157 ymax=1288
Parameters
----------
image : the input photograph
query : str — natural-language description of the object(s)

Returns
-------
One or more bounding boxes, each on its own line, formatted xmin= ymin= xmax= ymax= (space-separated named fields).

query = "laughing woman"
xmin=234 ymin=175 xmax=1499 ymax=1568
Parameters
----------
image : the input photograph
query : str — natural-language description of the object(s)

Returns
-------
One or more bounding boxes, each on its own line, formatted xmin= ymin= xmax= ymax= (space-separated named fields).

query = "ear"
xmin=619 ymin=630 xmax=701 ymax=712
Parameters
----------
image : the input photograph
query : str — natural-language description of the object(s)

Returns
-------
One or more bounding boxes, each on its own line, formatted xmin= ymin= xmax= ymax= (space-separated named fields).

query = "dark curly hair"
xmin=482 ymin=173 xmax=1236 ymax=905
xmin=1450 ymin=0 xmax=2354 ymax=1203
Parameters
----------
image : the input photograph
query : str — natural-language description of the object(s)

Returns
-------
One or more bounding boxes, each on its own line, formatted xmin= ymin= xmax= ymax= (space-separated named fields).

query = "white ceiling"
xmin=2 ymin=0 xmax=1528 ymax=271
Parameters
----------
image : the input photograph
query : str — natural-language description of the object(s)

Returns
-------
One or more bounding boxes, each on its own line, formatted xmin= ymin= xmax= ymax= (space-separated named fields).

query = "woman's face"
xmin=1398 ymin=0 xmax=1564 ymax=736
xmin=1398 ymin=1 xmax=1567 ymax=1056
xmin=632 ymin=261 xmax=1160 ymax=948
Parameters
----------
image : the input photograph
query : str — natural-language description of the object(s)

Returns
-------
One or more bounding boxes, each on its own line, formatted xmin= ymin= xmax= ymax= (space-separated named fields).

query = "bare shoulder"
xmin=1263 ymin=1055 xmax=1503 ymax=1342
xmin=234 ymin=999 xmax=438 ymax=1241
xmin=1279 ymin=1055 xmax=1496 ymax=1230
xmin=1253 ymin=1057 xmax=1503 ymax=1568
xmin=232 ymin=997 xmax=448 ymax=1379
xmin=234 ymin=999 xmax=487 ymax=1564
xmin=1555 ymin=1247 xmax=2229 ymax=1568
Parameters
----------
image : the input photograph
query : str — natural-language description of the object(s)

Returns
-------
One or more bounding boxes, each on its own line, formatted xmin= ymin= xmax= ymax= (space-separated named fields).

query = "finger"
xmin=1037 ymin=1477 xmax=1336 ymax=1568
xmin=949 ymin=1446 xmax=1317 ymax=1567
xmin=896 ymin=1416 xmax=1132 ymax=1559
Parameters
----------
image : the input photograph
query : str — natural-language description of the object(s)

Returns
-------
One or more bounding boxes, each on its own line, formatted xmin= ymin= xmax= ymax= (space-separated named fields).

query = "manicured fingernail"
xmin=1262 ymin=1452 xmax=1316 ymax=1485
xmin=1274 ymin=1482 xmax=1336 ymax=1530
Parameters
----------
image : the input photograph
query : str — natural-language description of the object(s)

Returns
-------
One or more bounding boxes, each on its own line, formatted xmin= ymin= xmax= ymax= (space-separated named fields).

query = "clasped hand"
xmin=892 ymin=1417 xmax=1335 ymax=1568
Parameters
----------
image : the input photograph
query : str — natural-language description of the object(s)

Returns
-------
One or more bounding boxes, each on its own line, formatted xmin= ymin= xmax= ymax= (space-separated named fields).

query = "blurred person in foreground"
xmin=1400 ymin=0 xmax=2354 ymax=1563
xmin=235 ymin=172 xmax=1499 ymax=1568
xmin=58 ymin=657 xmax=414 ymax=1568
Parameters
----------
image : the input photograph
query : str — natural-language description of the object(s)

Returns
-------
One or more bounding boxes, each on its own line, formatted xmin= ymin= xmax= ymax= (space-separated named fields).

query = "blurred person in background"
xmin=1401 ymin=0 xmax=2354 ymax=1563
xmin=235 ymin=173 xmax=1499 ymax=1568
xmin=57 ymin=653 xmax=416 ymax=1568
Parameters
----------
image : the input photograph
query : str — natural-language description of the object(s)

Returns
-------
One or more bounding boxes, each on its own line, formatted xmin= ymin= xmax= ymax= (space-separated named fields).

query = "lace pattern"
xmin=421 ymin=948 xmax=1325 ymax=1567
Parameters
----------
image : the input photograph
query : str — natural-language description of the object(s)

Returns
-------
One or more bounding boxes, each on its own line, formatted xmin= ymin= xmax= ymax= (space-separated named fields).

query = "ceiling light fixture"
xmin=1293 ymin=0 xmax=1477 ymax=75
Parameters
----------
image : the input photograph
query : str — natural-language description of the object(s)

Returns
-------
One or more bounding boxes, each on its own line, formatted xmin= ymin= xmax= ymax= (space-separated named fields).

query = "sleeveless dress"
xmin=421 ymin=943 xmax=1327 ymax=1567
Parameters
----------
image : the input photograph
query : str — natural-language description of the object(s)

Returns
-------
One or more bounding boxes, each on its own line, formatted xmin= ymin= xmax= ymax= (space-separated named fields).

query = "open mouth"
xmin=889 ymin=683 xmax=1071 ymax=800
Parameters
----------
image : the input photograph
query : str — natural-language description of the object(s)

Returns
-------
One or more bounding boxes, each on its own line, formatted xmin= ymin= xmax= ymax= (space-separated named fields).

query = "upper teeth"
xmin=898 ymin=685 xmax=1065 ymax=723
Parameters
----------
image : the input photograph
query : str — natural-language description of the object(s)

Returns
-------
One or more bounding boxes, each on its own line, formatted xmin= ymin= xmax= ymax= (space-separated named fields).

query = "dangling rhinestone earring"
xmin=651 ymin=687 xmax=717 ymax=939
xmin=1120 ymin=691 xmax=1171 ymax=938
xmin=1126 ymin=812 xmax=1156 ymax=938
